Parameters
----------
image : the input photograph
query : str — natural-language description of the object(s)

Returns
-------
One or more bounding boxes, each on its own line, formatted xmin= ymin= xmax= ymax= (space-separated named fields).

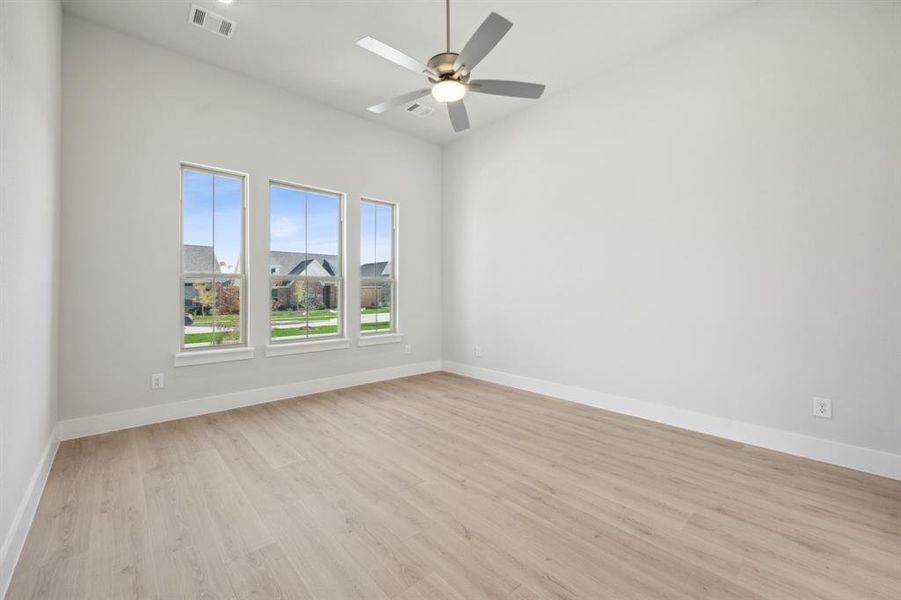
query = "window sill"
xmin=357 ymin=333 xmax=403 ymax=347
xmin=174 ymin=346 xmax=255 ymax=367
xmin=265 ymin=337 xmax=351 ymax=357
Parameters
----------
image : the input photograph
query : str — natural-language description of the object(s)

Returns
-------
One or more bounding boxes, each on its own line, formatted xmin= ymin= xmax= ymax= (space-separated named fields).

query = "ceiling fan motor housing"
xmin=428 ymin=52 xmax=463 ymax=79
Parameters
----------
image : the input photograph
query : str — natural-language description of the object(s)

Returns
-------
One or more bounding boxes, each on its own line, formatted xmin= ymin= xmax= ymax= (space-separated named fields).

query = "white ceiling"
xmin=62 ymin=0 xmax=753 ymax=144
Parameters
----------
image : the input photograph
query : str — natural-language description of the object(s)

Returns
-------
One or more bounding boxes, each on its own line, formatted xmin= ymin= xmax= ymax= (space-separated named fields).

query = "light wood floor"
xmin=8 ymin=372 xmax=901 ymax=599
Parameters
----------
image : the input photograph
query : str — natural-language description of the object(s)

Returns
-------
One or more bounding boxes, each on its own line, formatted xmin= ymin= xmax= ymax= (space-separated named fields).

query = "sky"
xmin=183 ymin=169 xmax=392 ymax=273
xmin=183 ymin=169 xmax=242 ymax=272
xmin=360 ymin=200 xmax=393 ymax=272
xmin=270 ymin=184 xmax=339 ymax=257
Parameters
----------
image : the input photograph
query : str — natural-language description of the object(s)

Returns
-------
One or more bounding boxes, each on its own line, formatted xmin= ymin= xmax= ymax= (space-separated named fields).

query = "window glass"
xmin=270 ymin=182 xmax=343 ymax=342
xmin=360 ymin=200 xmax=395 ymax=334
xmin=181 ymin=166 xmax=245 ymax=349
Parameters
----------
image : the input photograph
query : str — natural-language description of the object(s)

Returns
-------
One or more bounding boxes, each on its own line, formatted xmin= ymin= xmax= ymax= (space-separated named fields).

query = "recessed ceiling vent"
xmin=188 ymin=4 xmax=236 ymax=39
xmin=405 ymin=103 xmax=435 ymax=117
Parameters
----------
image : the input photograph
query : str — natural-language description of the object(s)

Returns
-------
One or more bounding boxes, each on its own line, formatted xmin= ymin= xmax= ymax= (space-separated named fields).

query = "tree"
xmin=192 ymin=281 xmax=214 ymax=315
xmin=215 ymin=281 xmax=241 ymax=315
xmin=292 ymin=280 xmax=322 ymax=312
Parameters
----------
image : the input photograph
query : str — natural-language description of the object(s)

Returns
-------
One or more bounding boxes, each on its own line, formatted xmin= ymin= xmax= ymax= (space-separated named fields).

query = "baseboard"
xmin=1 ymin=425 xmax=59 ymax=600
xmin=442 ymin=361 xmax=901 ymax=481
xmin=58 ymin=360 xmax=443 ymax=440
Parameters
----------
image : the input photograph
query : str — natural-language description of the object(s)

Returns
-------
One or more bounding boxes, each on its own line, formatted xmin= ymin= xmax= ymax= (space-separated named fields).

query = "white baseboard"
xmin=442 ymin=361 xmax=901 ymax=481
xmin=58 ymin=360 xmax=443 ymax=440
xmin=1 ymin=425 xmax=59 ymax=600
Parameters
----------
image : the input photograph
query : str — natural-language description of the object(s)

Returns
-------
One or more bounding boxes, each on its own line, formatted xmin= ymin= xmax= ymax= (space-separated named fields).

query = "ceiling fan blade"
xmin=468 ymin=79 xmax=546 ymax=99
xmin=356 ymin=36 xmax=433 ymax=76
xmin=447 ymin=100 xmax=470 ymax=132
xmin=453 ymin=12 xmax=512 ymax=74
xmin=367 ymin=88 xmax=431 ymax=114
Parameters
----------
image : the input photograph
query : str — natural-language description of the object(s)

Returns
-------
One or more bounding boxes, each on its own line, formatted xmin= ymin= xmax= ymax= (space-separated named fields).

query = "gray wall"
xmin=442 ymin=1 xmax=901 ymax=454
xmin=59 ymin=16 xmax=442 ymax=420
xmin=0 ymin=0 xmax=61 ymax=590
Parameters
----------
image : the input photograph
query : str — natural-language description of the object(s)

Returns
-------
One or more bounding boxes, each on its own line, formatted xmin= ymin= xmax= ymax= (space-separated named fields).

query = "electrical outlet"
xmin=474 ymin=345 xmax=483 ymax=358
xmin=404 ymin=344 xmax=412 ymax=355
xmin=813 ymin=397 xmax=832 ymax=419
xmin=151 ymin=373 xmax=164 ymax=390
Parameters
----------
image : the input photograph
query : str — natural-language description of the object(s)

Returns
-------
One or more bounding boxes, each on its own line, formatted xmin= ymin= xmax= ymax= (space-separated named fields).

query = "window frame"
xmin=359 ymin=197 xmax=398 ymax=337
xmin=178 ymin=162 xmax=249 ymax=353
xmin=268 ymin=178 xmax=346 ymax=345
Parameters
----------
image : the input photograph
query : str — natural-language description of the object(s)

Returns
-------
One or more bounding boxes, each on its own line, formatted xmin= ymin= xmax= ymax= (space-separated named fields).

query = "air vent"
xmin=188 ymin=4 xmax=236 ymax=39
xmin=405 ymin=103 xmax=435 ymax=117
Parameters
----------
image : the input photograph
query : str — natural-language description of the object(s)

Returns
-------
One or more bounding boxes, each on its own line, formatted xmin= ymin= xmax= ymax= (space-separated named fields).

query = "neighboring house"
xmin=270 ymin=251 xmax=339 ymax=310
xmin=360 ymin=261 xmax=391 ymax=308
xmin=183 ymin=245 xmax=390 ymax=311
xmin=183 ymin=244 xmax=223 ymax=274
xmin=183 ymin=244 xmax=221 ymax=310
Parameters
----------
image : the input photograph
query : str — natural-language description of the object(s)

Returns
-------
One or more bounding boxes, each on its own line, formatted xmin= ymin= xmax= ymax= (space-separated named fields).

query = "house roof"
xmin=361 ymin=261 xmax=391 ymax=278
xmin=183 ymin=244 xmax=221 ymax=273
xmin=185 ymin=247 xmax=392 ymax=278
xmin=270 ymin=251 xmax=338 ymax=277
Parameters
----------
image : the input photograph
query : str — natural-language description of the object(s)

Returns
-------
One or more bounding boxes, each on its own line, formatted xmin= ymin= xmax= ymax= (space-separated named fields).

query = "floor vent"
xmin=188 ymin=4 xmax=236 ymax=39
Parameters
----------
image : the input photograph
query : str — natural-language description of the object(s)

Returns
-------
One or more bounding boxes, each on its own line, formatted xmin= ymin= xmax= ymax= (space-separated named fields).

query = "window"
xmin=270 ymin=181 xmax=343 ymax=342
xmin=181 ymin=165 xmax=246 ymax=349
xmin=360 ymin=199 xmax=396 ymax=334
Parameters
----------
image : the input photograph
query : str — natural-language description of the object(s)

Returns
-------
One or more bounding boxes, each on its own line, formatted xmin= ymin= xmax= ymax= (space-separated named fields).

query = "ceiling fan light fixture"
xmin=431 ymin=79 xmax=466 ymax=103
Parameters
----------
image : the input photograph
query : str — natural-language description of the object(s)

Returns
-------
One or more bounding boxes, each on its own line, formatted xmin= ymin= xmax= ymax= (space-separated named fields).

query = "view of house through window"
xmin=270 ymin=182 xmax=343 ymax=341
xmin=181 ymin=166 xmax=245 ymax=349
xmin=360 ymin=199 xmax=395 ymax=333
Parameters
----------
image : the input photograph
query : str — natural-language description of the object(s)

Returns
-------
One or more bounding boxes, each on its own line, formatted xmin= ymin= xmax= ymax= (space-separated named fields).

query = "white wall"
xmin=59 ymin=16 xmax=442 ymax=422
xmin=0 ymin=0 xmax=62 ymax=593
xmin=443 ymin=1 xmax=901 ymax=456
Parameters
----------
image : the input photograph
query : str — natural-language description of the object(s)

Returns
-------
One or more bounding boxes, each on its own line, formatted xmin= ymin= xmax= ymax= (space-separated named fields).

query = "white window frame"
xmin=177 ymin=162 xmax=249 ymax=355
xmin=268 ymin=179 xmax=346 ymax=345
xmin=359 ymin=198 xmax=398 ymax=337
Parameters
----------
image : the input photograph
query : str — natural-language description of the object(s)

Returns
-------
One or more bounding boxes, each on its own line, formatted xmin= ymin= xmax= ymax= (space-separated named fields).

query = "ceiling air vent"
xmin=405 ymin=103 xmax=435 ymax=117
xmin=188 ymin=4 xmax=236 ymax=39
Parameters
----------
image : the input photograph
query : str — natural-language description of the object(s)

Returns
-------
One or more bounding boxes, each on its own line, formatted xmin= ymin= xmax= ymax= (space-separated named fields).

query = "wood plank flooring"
xmin=8 ymin=372 xmax=901 ymax=599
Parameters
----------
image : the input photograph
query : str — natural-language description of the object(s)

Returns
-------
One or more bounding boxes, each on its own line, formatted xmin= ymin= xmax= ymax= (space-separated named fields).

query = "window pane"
xmin=270 ymin=184 xmax=307 ymax=276
xmin=271 ymin=278 xmax=339 ymax=341
xmin=360 ymin=201 xmax=377 ymax=277
xmin=361 ymin=280 xmax=392 ymax=333
xmin=183 ymin=169 xmax=214 ymax=273
xmin=375 ymin=203 xmax=393 ymax=277
xmin=270 ymin=183 xmax=342 ymax=343
xmin=181 ymin=166 xmax=246 ymax=350
xmin=307 ymin=192 xmax=340 ymax=261
xmin=214 ymin=175 xmax=242 ymax=274
xmin=183 ymin=279 xmax=214 ymax=347
xmin=212 ymin=277 xmax=242 ymax=345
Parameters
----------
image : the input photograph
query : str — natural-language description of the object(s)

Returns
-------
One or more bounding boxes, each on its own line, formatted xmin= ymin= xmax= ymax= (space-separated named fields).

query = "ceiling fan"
xmin=356 ymin=0 xmax=546 ymax=132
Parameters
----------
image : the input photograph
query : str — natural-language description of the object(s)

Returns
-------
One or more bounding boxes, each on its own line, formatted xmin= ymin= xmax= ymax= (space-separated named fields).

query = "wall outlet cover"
xmin=151 ymin=373 xmax=165 ymax=390
xmin=813 ymin=397 xmax=832 ymax=419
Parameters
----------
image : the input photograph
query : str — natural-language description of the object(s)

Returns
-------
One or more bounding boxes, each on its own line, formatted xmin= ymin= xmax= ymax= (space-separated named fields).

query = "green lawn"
xmin=361 ymin=307 xmax=390 ymax=314
xmin=186 ymin=319 xmax=391 ymax=345
xmin=183 ymin=331 xmax=240 ymax=344
xmin=269 ymin=321 xmax=390 ymax=339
